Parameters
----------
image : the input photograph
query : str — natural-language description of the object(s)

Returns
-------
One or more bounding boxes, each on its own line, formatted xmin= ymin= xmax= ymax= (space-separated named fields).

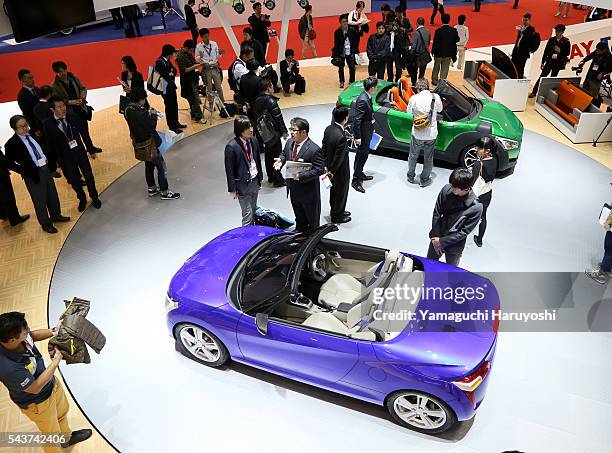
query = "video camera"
xmin=571 ymin=64 xmax=584 ymax=75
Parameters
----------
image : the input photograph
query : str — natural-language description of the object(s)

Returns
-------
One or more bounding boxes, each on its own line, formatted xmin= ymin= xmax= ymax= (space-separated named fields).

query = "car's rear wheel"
xmin=459 ymin=145 xmax=479 ymax=169
xmin=386 ymin=390 xmax=457 ymax=434
xmin=175 ymin=323 xmax=229 ymax=368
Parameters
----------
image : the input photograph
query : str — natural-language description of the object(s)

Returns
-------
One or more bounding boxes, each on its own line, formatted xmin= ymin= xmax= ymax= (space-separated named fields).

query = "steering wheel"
xmin=309 ymin=251 xmax=328 ymax=282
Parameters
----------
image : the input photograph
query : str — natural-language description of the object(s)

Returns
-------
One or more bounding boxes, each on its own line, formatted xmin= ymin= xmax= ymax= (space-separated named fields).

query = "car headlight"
xmin=165 ymin=293 xmax=179 ymax=313
xmin=497 ymin=137 xmax=518 ymax=150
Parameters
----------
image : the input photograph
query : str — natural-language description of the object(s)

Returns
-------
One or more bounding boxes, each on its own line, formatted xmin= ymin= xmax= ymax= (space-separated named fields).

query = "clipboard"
xmin=370 ymin=132 xmax=383 ymax=150
xmin=599 ymin=203 xmax=611 ymax=227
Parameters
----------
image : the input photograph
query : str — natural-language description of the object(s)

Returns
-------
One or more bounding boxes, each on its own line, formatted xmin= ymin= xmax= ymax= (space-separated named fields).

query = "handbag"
xmin=308 ymin=29 xmax=317 ymax=40
xmin=132 ymin=137 xmax=158 ymax=161
xmin=472 ymin=160 xmax=493 ymax=197
xmin=118 ymin=95 xmax=131 ymax=114
xmin=415 ymin=29 xmax=432 ymax=66
xmin=331 ymin=55 xmax=344 ymax=67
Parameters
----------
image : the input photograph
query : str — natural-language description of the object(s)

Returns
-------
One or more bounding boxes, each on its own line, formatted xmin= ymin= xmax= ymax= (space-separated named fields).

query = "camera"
xmin=572 ymin=65 xmax=584 ymax=75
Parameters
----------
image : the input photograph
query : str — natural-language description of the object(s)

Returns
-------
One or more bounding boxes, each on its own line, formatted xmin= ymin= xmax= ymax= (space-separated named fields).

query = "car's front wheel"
xmin=386 ymin=390 xmax=457 ymax=434
xmin=175 ymin=323 xmax=229 ymax=368
xmin=459 ymin=145 xmax=479 ymax=169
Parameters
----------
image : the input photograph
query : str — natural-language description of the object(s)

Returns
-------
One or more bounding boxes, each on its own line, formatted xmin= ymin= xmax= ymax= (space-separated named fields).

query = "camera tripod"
xmin=203 ymin=90 xmax=230 ymax=124
xmin=593 ymin=115 xmax=611 ymax=147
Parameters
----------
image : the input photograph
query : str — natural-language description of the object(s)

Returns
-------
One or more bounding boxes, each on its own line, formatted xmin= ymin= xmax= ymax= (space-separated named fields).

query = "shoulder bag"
xmin=472 ymin=159 xmax=493 ymax=197
xmin=413 ymin=93 xmax=437 ymax=129
xmin=415 ymin=29 xmax=432 ymax=66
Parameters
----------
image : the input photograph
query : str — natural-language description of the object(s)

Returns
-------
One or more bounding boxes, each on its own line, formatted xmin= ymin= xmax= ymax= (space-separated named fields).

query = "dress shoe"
xmin=10 ymin=215 xmax=29 ymax=226
xmin=92 ymin=198 xmax=102 ymax=209
xmin=361 ymin=175 xmax=374 ymax=181
xmin=42 ymin=225 xmax=58 ymax=234
xmin=61 ymin=429 xmax=92 ymax=448
xmin=90 ymin=147 xmax=103 ymax=154
xmin=352 ymin=181 xmax=365 ymax=193
xmin=52 ymin=171 xmax=62 ymax=178
xmin=528 ymin=92 xmax=536 ymax=98
xmin=473 ymin=235 xmax=483 ymax=247
xmin=88 ymin=152 xmax=96 ymax=160
xmin=343 ymin=211 xmax=351 ymax=216
xmin=50 ymin=215 xmax=70 ymax=222
xmin=177 ymin=124 xmax=188 ymax=129
xmin=331 ymin=215 xmax=351 ymax=224
xmin=78 ymin=199 xmax=86 ymax=212
xmin=171 ymin=128 xmax=183 ymax=134
xmin=272 ymin=180 xmax=286 ymax=188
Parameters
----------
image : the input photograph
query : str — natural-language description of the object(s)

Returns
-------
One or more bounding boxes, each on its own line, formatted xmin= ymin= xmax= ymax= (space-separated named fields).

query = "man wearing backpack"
xmin=511 ymin=12 xmax=540 ymax=79
xmin=406 ymin=78 xmax=443 ymax=188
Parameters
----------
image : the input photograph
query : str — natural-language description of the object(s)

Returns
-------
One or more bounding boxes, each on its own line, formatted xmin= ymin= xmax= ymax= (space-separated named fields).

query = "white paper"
xmin=320 ymin=174 xmax=332 ymax=189
xmin=599 ymin=205 xmax=611 ymax=227
xmin=282 ymin=161 xmax=312 ymax=179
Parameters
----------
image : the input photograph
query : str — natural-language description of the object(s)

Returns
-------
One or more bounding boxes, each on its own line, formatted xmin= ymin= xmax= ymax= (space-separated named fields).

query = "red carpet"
xmin=0 ymin=0 xmax=581 ymax=103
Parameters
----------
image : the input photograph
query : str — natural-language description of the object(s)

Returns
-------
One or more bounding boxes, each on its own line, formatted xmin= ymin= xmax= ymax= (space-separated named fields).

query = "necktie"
xmin=25 ymin=135 xmax=42 ymax=160
xmin=291 ymin=141 xmax=298 ymax=160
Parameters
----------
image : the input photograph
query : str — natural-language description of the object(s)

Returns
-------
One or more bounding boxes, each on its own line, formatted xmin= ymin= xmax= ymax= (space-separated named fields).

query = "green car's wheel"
xmin=460 ymin=146 xmax=479 ymax=169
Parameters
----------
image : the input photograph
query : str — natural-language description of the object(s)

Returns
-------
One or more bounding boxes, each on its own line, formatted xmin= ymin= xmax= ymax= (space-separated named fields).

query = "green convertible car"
xmin=337 ymin=80 xmax=524 ymax=173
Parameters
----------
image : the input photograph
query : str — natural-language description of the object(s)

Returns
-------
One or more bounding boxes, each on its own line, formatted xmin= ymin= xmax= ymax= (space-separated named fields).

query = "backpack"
xmin=530 ymin=32 xmax=541 ymax=53
xmin=256 ymin=110 xmax=279 ymax=144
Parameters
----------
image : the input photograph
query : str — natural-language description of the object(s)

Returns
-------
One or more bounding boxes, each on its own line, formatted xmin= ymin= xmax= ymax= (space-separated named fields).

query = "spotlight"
xmin=233 ymin=0 xmax=245 ymax=14
xmin=198 ymin=1 xmax=211 ymax=17
xmin=297 ymin=0 xmax=310 ymax=9
xmin=264 ymin=0 xmax=275 ymax=10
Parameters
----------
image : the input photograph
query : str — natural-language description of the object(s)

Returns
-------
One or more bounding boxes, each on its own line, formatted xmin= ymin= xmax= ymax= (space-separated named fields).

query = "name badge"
xmin=250 ymin=160 xmax=258 ymax=178
xmin=68 ymin=140 xmax=78 ymax=149
xmin=592 ymin=64 xmax=599 ymax=71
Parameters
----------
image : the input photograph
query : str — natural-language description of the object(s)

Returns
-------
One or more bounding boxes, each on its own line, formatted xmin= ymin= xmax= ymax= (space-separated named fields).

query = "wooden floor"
xmin=1 ymin=64 xmax=610 ymax=453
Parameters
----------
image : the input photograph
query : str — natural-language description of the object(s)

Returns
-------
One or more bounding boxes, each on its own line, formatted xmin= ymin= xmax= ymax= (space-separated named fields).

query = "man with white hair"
xmin=406 ymin=78 xmax=443 ymax=188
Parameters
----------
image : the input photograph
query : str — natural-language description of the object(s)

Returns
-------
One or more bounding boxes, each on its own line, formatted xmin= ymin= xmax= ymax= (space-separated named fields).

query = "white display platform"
xmin=463 ymin=61 xmax=530 ymax=112
xmin=535 ymin=76 xmax=612 ymax=144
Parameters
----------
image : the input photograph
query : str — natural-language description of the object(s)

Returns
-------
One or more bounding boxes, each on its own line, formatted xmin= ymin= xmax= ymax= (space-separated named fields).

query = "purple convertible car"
xmin=166 ymin=224 xmax=499 ymax=434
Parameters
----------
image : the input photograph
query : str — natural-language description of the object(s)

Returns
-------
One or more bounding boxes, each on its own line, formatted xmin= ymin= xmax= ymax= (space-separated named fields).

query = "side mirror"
xmin=255 ymin=312 xmax=268 ymax=336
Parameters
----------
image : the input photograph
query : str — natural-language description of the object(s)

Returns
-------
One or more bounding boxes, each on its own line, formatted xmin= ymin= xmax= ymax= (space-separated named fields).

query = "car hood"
xmin=168 ymin=226 xmax=284 ymax=308
xmin=372 ymin=257 xmax=499 ymax=379
xmin=478 ymin=100 xmax=523 ymax=141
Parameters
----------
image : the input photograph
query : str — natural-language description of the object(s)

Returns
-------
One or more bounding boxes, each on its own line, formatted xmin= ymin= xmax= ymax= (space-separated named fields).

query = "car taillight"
xmin=453 ymin=360 xmax=490 ymax=393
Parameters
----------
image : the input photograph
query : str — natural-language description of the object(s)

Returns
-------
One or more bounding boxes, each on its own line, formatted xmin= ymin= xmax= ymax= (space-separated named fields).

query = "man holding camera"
xmin=578 ymin=41 xmax=612 ymax=106
xmin=529 ymin=24 xmax=570 ymax=98
xmin=248 ymin=3 xmax=272 ymax=59
xmin=196 ymin=28 xmax=225 ymax=107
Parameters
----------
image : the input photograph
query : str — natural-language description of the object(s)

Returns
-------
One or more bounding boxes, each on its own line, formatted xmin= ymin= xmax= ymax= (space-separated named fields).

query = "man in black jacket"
xmin=28 ymin=84 xmax=62 ymax=179
xmin=17 ymin=70 xmax=41 ymax=138
xmin=225 ymin=116 xmax=263 ymax=226
xmin=511 ymin=13 xmax=539 ymax=79
xmin=274 ymin=117 xmax=324 ymax=233
xmin=367 ymin=22 xmax=390 ymax=79
xmin=427 ymin=168 xmax=483 ymax=266
xmin=529 ymin=24 xmax=570 ymax=98
xmin=248 ymin=3 xmax=271 ymax=58
xmin=0 ymin=146 xmax=29 ymax=227
xmin=242 ymin=27 xmax=267 ymax=66
xmin=334 ymin=14 xmax=358 ymax=89
xmin=431 ymin=13 xmax=459 ymax=86
xmin=44 ymin=97 xmax=101 ymax=212
xmin=184 ymin=0 xmax=199 ymax=42
xmin=155 ymin=44 xmax=187 ymax=134
xmin=279 ymin=49 xmax=305 ymax=95
xmin=252 ymin=78 xmax=287 ymax=187
xmin=239 ymin=59 xmax=262 ymax=116
xmin=322 ymin=106 xmax=351 ymax=224
xmin=4 ymin=116 xmax=70 ymax=233
xmin=351 ymin=77 xmax=378 ymax=193
xmin=124 ymin=87 xmax=180 ymax=200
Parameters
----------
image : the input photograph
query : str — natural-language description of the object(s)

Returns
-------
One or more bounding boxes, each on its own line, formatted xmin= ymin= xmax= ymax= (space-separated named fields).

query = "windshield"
xmin=433 ymin=81 xmax=477 ymax=122
xmin=241 ymin=234 xmax=309 ymax=313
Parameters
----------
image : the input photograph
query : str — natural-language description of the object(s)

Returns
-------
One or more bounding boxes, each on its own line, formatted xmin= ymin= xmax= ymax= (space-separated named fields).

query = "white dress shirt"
xmin=18 ymin=134 xmax=47 ymax=167
xmin=455 ymin=24 xmax=469 ymax=48
xmin=406 ymin=90 xmax=443 ymax=141
xmin=196 ymin=41 xmax=221 ymax=65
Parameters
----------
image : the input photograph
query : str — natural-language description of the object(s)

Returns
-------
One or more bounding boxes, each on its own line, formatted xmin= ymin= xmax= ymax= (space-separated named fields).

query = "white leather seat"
xmin=302 ymin=304 xmax=376 ymax=341
xmin=318 ymin=273 xmax=362 ymax=308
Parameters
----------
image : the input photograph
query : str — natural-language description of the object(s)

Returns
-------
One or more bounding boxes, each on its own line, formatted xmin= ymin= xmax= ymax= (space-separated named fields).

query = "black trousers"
xmin=476 ymin=190 xmax=492 ymax=240
xmin=126 ymin=16 xmax=141 ymax=36
xmin=387 ymin=55 xmax=403 ymax=82
xmin=0 ymin=172 xmax=23 ymax=225
xmin=532 ymin=63 xmax=562 ymax=94
xmin=263 ymin=139 xmax=283 ymax=183
xmin=353 ymin=137 xmax=371 ymax=181
xmin=339 ymin=55 xmax=356 ymax=84
xmin=62 ymin=149 xmax=99 ymax=202
xmin=368 ymin=60 xmax=386 ymax=79
xmin=190 ymin=26 xmax=199 ymax=42
xmin=408 ymin=64 xmax=427 ymax=86
xmin=426 ymin=241 xmax=463 ymax=267
xmin=474 ymin=0 xmax=481 ymax=12
xmin=513 ymin=0 xmax=519 ymax=8
xmin=511 ymin=53 xmax=529 ymax=79
xmin=163 ymin=88 xmax=180 ymax=129
xmin=430 ymin=3 xmax=445 ymax=24
xmin=288 ymin=186 xmax=321 ymax=233
xmin=330 ymin=161 xmax=350 ymax=220
xmin=281 ymin=75 xmax=305 ymax=94
xmin=23 ymin=166 xmax=61 ymax=227
xmin=72 ymin=108 xmax=96 ymax=152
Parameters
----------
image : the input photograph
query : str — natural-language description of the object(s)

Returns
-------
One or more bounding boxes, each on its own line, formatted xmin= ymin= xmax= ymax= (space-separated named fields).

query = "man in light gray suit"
xmin=274 ymin=117 xmax=324 ymax=233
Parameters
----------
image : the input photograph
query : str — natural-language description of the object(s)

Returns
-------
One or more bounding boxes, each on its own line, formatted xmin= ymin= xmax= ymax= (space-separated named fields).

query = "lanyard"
xmin=239 ymin=138 xmax=252 ymax=162
xmin=58 ymin=118 xmax=74 ymax=141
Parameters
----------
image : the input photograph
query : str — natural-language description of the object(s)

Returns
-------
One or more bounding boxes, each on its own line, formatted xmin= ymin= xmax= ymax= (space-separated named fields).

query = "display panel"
xmin=5 ymin=0 xmax=96 ymax=42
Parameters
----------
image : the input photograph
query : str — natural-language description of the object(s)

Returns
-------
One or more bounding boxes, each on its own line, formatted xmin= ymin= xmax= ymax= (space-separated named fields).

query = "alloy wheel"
xmin=392 ymin=393 xmax=448 ymax=430
xmin=463 ymin=147 xmax=479 ymax=168
xmin=179 ymin=325 xmax=221 ymax=363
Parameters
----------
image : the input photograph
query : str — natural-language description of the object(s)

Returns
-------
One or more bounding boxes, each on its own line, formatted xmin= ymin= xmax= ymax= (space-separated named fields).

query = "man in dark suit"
xmin=279 ymin=49 xmax=305 ymax=95
xmin=0 ymin=145 xmax=29 ymax=227
xmin=351 ymin=76 xmax=378 ymax=193
xmin=511 ymin=12 xmax=539 ymax=79
xmin=333 ymin=14 xmax=359 ymax=89
xmin=44 ymin=97 xmax=101 ymax=212
xmin=274 ymin=117 xmax=324 ymax=233
xmin=529 ymin=24 xmax=570 ymax=97
xmin=248 ymin=3 xmax=271 ymax=58
xmin=17 ymin=70 xmax=41 ymax=138
xmin=322 ymin=106 xmax=351 ymax=224
xmin=239 ymin=59 xmax=262 ymax=122
xmin=155 ymin=44 xmax=187 ymax=134
xmin=32 ymin=85 xmax=62 ymax=179
xmin=4 ymin=116 xmax=70 ymax=233
xmin=184 ymin=0 xmax=199 ymax=42
xmin=225 ymin=116 xmax=263 ymax=226
xmin=431 ymin=13 xmax=459 ymax=86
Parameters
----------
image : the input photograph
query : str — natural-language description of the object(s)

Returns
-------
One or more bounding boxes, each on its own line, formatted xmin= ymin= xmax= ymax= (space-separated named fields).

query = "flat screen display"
xmin=5 ymin=0 xmax=96 ymax=42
